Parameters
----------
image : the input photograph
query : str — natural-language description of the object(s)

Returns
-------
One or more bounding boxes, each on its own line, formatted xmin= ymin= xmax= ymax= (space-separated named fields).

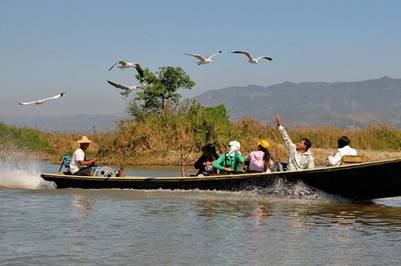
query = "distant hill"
xmin=0 ymin=112 xmax=129 ymax=132
xmin=194 ymin=76 xmax=401 ymax=128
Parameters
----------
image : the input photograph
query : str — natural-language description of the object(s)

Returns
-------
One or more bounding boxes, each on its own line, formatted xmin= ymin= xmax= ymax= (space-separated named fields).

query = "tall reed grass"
xmin=2 ymin=103 xmax=401 ymax=165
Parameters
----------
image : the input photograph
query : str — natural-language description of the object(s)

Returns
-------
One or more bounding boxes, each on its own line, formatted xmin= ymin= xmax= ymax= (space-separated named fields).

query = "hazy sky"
xmin=1 ymin=0 xmax=401 ymax=117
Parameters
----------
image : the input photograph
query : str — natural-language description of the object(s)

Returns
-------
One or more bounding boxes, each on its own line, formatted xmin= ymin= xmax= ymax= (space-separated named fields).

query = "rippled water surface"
xmin=1 ymin=160 xmax=401 ymax=265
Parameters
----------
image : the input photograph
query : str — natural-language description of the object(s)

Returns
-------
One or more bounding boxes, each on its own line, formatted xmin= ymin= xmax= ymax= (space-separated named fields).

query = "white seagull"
xmin=231 ymin=50 xmax=272 ymax=64
xmin=19 ymin=92 xmax=67 ymax=106
xmin=107 ymin=80 xmax=142 ymax=97
xmin=185 ymin=50 xmax=222 ymax=65
xmin=108 ymin=60 xmax=144 ymax=79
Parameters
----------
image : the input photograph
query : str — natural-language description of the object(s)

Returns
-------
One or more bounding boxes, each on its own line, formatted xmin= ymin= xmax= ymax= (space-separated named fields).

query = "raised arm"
xmin=275 ymin=115 xmax=295 ymax=152
xmin=236 ymin=152 xmax=245 ymax=164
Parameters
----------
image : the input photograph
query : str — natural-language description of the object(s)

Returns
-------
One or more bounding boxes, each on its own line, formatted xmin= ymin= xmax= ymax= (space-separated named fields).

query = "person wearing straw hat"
xmin=69 ymin=136 xmax=97 ymax=176
xmin=245 ymin=139 xmax=273 ymax=173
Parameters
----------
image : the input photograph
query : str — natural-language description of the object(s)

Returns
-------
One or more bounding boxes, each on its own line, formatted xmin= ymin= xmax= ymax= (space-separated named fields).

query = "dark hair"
xmin=258 ymin=145 xmax=271 ymax=172
xmin=202 ymin=144 xmax=218 ymax=160
xmin=301 ymin=138 xmax=312 ymax=151
xmin=338 ymin=136 xmax=350 ymax=148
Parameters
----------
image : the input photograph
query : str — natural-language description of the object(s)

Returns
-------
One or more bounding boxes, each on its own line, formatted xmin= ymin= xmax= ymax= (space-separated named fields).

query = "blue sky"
xmin=1 ymin=0 xmax=401 ymax=116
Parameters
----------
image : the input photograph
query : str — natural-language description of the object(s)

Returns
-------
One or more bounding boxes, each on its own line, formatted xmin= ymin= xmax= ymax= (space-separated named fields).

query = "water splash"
xmin=254 ymin=178 xmax=321 ymax=200
xmin=0 ymin=159 xmax=55 ymax=189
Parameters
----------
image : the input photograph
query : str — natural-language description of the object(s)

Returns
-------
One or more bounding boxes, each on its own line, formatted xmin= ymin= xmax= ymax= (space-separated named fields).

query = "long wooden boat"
xmin=41 ymin=158 xmax=401 ymax=200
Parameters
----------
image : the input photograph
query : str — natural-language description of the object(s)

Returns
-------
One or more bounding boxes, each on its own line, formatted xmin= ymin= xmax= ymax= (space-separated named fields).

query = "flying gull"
xmin=107 ymin=80 xmax=142 ymax=97
xmin=108 ymin=60 xmax=144 ymax=79
xmin=19 ymin=92 xmax=67 ymax=105
xmin=231 ymin=50 xmax=272 ymax=64
xmin=185 ymin=50 xmax=222 ymax=65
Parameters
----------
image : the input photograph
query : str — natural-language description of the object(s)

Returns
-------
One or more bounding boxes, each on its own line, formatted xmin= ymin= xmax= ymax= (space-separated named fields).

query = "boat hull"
xmin=41 ymin=158 xmax=401 ymax=200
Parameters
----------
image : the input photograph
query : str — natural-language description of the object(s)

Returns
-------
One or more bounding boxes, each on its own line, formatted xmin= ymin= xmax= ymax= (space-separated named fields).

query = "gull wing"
xmin=107 ymin=80 xmax=130 ymax=91
xmin=257 ymin=56 xmax=273 ymax=61
xmin=207 ymin=50 xmax=222 ymax=59
xmin=42 ymin=92 xmax=67 ymax=101
xmin=232 ymin=50 xmax=253 ymax=61
xmin=185 ymin=53 xmax=206 ymax=61
xmin=134 ymin=63 xmax=144 ymax=79
xmin=108 ymin=62 xmax=118 ymax=71
xmin=19 ymin=99 xmax=45 ymax=105
xmin=19 ymin=100 xmax=38 ymax=105
xmin=18 ymin=92 xmax=65 ymax=105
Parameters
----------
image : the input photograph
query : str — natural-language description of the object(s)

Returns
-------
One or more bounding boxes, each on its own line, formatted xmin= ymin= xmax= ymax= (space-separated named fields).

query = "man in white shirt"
xmin=69 ymin=136 xmax=97 ymax=175
xmin=327 ymin=136 xmax=357 ymax=166
xmin=275 ymin=115 xmax=314 ymax=171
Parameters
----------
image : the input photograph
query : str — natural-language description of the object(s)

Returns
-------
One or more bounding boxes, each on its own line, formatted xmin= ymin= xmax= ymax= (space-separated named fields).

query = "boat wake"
xmin=0 ymin=159 xmax=55 ymax=189
xmin=240 ymin=178 xmax=321 ymax=200
xmin=96 ymin=178 xmax=321 ymax=202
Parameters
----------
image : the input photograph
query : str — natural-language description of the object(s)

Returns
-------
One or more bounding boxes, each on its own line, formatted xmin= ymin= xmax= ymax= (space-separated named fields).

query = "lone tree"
xmin=129 ymin=66 xmax=195 ymax=118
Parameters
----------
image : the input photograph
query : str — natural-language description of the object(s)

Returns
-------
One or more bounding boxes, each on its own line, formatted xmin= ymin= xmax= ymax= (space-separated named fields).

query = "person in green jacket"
xmin=213 ymin=140 xmax=245 ymax=174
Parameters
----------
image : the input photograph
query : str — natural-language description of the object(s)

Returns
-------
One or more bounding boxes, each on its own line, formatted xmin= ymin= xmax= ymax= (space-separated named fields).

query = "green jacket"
xmin=213 ymin=152 xmax=245 ymax=174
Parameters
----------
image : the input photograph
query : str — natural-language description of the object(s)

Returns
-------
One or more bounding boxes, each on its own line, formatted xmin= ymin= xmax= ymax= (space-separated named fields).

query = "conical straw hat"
xmin=76 ymin=136 xmax=92 ymax=143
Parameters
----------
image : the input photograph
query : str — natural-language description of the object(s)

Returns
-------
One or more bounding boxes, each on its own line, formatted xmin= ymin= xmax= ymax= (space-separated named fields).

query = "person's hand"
xmin=275 ymin=115 xmax=281 ymax=127
xmin=223 ymin=167 xmax=232 ymax=172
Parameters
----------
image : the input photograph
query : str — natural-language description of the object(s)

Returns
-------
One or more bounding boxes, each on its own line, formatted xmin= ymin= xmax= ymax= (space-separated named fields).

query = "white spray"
xmin=0 ymin=159 xmax=55 ymax=189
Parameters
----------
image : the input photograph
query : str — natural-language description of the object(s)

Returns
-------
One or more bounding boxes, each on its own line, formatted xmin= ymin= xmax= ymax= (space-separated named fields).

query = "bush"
xmin=0 ymin=122 xmax=51 ymax=152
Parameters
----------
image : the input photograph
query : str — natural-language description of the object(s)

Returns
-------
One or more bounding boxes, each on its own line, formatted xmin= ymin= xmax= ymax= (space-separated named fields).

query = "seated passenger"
xmin=194 ymin=144 xmax=219 ymax=176
xmin=213 ymin=140 xmax=245 ymax=174
xmin=327 ymin=136 xmax=357 ymax=166
xmin=245 ymin=139 xmax=274 ymax=173
xmin=69 ymin=136 xmax=97 ymax=176
xmin=275 ymin=115 xmax=314 ymax=171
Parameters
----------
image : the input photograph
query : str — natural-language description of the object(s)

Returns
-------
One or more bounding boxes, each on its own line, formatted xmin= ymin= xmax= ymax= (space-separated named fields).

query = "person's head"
xmin=296 ymin=138 xmax=312 ymax=152
xmin=202 ymin=143 xmax=217 ymax=157
xmin=337 ymin=136 xmax=350 ymax=148
xmin=227 ymin=140 xmax=241 ymax=153
xmin=257 ymin=139 xmax=270 ymax=152
xmin=258 ymin=139 xmax=271 ymax=161
xmin=77 ymin=136 xmax=92 ymax=150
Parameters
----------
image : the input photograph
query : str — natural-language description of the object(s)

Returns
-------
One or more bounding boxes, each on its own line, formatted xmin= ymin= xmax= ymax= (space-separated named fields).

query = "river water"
xmin=1 ymin=160 xmax=401 ymax=265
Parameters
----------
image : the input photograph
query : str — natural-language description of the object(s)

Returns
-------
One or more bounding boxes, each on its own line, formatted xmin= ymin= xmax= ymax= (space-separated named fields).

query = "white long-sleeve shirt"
xmin=278 ymin=125 xmax=314 ymax=171
xmin=327 ymin=145 xmax=357 ymax=166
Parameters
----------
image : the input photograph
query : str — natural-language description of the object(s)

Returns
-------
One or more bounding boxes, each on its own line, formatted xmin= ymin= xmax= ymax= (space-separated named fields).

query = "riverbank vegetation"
xmin=0 ymin=122 xmax=51 ymax=153
xmin=2 ymin=105 xmax=401 ymax=166
xmin=2 ymin=66 xmax=401 ymax=165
